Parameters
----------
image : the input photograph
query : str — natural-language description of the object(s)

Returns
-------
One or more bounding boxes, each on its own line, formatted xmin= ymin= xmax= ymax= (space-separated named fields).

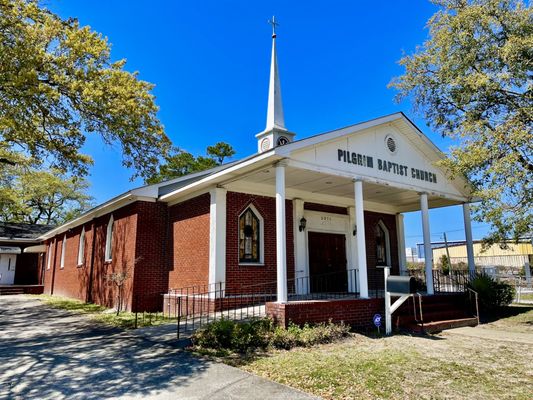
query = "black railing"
xmin=166 ymin=268 xmax=359 ymax=339
xmin=433 ymin=269 xmax=473 ymax=293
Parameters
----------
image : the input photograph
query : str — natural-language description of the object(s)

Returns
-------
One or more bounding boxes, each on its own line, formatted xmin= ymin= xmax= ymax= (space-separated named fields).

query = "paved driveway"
xmin=0 ymin=296 xmax=317 ymax=400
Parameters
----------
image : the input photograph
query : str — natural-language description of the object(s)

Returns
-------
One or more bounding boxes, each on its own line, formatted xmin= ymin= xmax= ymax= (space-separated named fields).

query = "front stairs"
xmin=395 ymin=293 xmax=479 ymax=334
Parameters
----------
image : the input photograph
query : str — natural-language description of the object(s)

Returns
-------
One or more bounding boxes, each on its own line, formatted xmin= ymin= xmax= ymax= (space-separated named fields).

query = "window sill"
xmin=77 ymin=263 xmax=84 ymax=268
xmin=239 ymin=262 xmax=265 ymax=267
xmin=104 ymin=259 xmax=112 ymax=264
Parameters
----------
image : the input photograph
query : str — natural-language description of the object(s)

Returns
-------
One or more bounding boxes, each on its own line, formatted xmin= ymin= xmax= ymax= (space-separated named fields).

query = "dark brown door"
xmin=308 ymin=232 xmax=347 ymax=293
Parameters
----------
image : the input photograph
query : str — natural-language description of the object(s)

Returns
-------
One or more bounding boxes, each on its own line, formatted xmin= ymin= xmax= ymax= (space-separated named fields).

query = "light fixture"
xmin=299 ymin=217 xmax=307 ymax=232
xmin=353 ymin=225 xmax=357 ymax=236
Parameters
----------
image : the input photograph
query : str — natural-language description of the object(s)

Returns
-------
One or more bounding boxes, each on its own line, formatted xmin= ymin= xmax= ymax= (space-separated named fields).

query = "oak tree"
xmin=146 ymin=142 xmax=236 ymax=184
xmin=390 ymin=0 xmax=532 ymax=245
xmin=0 ymin=165 xmax=92 ymax=225
xmin=0 ymin=0 xmax=170 ymax=179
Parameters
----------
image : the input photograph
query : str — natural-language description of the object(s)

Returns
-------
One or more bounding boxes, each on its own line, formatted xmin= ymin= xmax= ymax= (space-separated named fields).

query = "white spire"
xmin=256 ymin=16 xmax=295 ymax=153
xmin=265 ymin=17 xmax=286 ymax=132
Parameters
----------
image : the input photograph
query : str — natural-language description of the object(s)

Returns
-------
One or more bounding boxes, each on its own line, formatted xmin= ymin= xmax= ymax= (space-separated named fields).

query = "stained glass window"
xmin=376 ymin=223 xmax=388 ymax=266
xmin=239 ymin=208 xmax=260 ymax=263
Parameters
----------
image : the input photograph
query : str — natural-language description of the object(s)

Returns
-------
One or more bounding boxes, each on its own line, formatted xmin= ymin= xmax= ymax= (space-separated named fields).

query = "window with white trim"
xmin=77 ymin=227 xmax=85 ymax=266
xmin=60 ymin=234 xmax=66 ymax=269
xmin=238 ymin=205 xmax=264 ymax=264
xmin=375 ymin=220 xmax=391 ymax=266
xmin=105 ymin=215 xmax=114 ymax=262
xmin=46 ymin=244 xmax=52 ymax=270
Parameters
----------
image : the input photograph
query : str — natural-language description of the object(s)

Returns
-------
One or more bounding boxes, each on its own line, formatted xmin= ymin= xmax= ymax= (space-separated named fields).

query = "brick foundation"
xmin=266 ymin=298 xmax=385 ymax=331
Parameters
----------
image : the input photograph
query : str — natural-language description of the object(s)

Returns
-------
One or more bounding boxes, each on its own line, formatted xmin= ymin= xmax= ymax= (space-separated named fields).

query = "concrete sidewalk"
xmin=0 ymin=295 xmax=318 ymax=400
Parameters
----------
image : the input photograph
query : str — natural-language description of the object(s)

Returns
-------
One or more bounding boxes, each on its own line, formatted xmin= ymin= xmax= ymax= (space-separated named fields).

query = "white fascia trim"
xmin=159 ymin=151 xmax=279 ymax=203
xmin=285 ymin=158 xmax=470 ymax=203
xmin=39 ymin=193 xmax=140 ymax=240
xmin=0 ymin=237 xmax=41 ymax=243
xmin=275 ymin=113 xmax=404 ymax=156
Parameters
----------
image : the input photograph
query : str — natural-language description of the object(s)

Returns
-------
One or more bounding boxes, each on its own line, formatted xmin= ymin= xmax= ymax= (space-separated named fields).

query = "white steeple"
xmin=256 ymin=16 xmax=295 ymax=153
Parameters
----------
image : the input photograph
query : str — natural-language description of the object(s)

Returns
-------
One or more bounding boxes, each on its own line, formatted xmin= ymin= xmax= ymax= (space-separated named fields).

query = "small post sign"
xmin=373 ymin=313 xmax=382 ymax=334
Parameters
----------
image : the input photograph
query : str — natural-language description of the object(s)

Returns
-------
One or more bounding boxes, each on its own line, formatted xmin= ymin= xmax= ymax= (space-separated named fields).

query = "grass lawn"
xmin=516 ymin=292 xmax=533 ymax=302
xmin=236 ymin=306 xmax=533 ymax=400
xmin=30 ymin=294 xmax=174 ymax=329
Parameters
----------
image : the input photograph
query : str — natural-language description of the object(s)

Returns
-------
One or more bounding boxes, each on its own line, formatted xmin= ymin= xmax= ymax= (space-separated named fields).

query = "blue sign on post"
xmin=373 ymin=314 xmax=382 ymax=328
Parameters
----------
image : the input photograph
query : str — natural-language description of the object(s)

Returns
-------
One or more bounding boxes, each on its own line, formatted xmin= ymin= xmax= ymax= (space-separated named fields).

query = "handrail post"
xmin=177 ymin=296 xmax=182 ymax=340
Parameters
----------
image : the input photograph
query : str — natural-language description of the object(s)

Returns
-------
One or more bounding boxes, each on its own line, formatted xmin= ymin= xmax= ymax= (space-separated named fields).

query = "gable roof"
xmin=39 ymin=112 xmax=475 ymax=240
xmin=0 ymin=222 xmax=55 ymax=242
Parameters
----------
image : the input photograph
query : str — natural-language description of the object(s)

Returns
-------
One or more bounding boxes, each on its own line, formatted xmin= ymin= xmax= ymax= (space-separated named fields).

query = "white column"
xmin=462 ymin=203 xmax=475 ymax=277
xmin=293 ymin=198 xmax=308 ymax=294
xmin=348 ymin=206 xmax=358 ymax=293
xmin=209 ymin=188 xmax=227 ymax=296
xmin=420 ymin=193 xmax=434 ymax=294
xmin=354 ymin=180 xmax=369 ymax=298
xmin=276 ymin=163 xmax=288 ymax=303
xmin=396 ymin=213 xmax=407 ymax=275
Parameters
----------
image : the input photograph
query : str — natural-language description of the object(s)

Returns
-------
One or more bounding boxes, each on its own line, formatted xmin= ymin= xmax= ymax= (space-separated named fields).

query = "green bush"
xmin=191 ymin=318 xmax=350 ymax=353
xmin=468 ymin=273 xmax=515 ymax=312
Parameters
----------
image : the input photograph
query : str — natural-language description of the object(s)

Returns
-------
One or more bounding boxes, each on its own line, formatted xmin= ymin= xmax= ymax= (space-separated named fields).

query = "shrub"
xmin=439 ymin=254 xmax=450 ymax=275
xmin=468 ymin=273 xmax=515 ymax=312
xmin=191 ymin=318 xmax=350 ymax=353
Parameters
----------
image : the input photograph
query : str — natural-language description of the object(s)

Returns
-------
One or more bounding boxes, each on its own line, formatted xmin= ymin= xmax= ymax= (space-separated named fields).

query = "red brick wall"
xmin=167 ymin=194 xmax=210 ymax=290
xmin=132 ymin=201 xmax=169 ymax=311
xmin=48 ymin=226 xmax=90 ymax=301
xmin=225 ymin=191 xmax=294 ymax=295
xmin=364 ymin=211 xmax=399 ymax=292
xmin=44 ymin=203 xmax=139 ymax=311
xmin=266 ymin=298 xmax=385 ymax=331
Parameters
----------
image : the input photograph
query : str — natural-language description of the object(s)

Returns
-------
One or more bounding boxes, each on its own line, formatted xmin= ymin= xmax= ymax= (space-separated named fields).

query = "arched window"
xmin=375 ymin=220 xmax=391 ymax=266
xmin=239 ymin=206 xmax=263 ymax=264
xmin=78 ymin=227 xmax=85 ymax=266
xmin=60 ymin=234 xmax=66 ymax=269
xmin=46 ymin=243 xmax=52 ymax=270
xmin=105 ymin=215 xmax=114 ymax=262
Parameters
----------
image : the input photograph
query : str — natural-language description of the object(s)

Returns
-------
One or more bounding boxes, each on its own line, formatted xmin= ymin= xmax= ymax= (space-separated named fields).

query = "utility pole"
xmin=443 ymin=232 xmax=452 ymax=273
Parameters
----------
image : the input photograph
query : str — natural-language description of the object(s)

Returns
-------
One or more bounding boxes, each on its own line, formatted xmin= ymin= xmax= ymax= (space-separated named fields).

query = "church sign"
xmin=337 ymin=149 xmax=437 ymax=184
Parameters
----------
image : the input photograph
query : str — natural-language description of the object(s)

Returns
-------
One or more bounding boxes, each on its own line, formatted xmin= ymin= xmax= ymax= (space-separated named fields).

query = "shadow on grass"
xmin=479 ymin=304 xmax=533 ymax=324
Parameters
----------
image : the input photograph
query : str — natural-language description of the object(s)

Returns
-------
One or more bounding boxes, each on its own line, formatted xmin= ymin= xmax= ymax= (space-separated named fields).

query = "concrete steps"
xmin=0 ymin=287 xmax=25 ymax=295
xmin=0 ymin=285 xmax=44 ymax=295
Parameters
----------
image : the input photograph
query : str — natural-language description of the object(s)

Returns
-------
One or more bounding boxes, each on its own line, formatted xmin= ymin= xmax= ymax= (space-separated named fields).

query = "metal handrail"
xmin=168 ymin=268 xmax=360 ymax=339
xmin=466 ymin=287 xmax=480 ymax=324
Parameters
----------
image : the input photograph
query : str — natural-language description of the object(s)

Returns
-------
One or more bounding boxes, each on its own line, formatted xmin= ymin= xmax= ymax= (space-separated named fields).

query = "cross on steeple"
xmin=268 ymin=16 xmax=279 ymax=38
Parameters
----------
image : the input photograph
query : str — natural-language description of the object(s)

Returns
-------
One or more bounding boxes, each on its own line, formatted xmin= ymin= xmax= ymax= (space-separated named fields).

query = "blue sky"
xmin=47 ymin=0 xmax=490 ymax=248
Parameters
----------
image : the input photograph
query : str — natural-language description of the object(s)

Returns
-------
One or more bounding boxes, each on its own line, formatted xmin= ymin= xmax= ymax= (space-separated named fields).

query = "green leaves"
xmin=390 ymin=0 xmax=532 ymax=245
xmin=146 ymin=142 xmax=236 ymax=184
xmin=0 ymin=0 xmax=170 ymax=179
xmin=0 ymin=164 xmax=93 ymax=225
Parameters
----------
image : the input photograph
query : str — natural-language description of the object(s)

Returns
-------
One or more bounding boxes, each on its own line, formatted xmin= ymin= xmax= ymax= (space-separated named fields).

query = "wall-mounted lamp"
xmin=299 ymin=217 xmax=307 ymax=232
xmin=353 ymin=225 xmax=357 ymax=236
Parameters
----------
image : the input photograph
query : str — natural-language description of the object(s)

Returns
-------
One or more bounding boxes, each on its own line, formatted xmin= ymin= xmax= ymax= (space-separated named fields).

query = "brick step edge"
xmin=403 ymin=317 xmax=478 ymax=334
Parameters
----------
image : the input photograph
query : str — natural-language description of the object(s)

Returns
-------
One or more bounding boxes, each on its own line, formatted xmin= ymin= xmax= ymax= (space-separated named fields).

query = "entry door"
xmin=0 ymin=254 xmax=17 ymax=285
xmin=307 ymin=232 xmax=347 ymax=293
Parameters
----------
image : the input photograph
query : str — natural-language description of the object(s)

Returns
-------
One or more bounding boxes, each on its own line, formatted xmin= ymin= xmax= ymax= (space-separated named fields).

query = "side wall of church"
xmin=167 ymin=193 xmax=211 ymax=290
xmin=43 ymin=202 xmax=139 ymax=311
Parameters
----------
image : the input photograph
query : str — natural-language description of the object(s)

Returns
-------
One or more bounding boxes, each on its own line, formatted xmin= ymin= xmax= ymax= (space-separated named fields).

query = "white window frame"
xmin=238 ymin=204 xmax=265 ymax=266
xmin=60 ymin=234 xmax=66 ymax=269
xmin=46 ymin=244 xmax=52 ymax=270
xmin=105 ymin=215 xmax=114 ymax=262
xmin=376 ymin=220 xmax=392 ymax=267
xmin=77 ymin=227 xmax=85 ymax=266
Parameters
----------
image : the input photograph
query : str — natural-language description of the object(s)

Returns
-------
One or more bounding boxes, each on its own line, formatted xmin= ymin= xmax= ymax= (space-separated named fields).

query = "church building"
xmin=39 ymin=24 xmax=477 ymax=328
